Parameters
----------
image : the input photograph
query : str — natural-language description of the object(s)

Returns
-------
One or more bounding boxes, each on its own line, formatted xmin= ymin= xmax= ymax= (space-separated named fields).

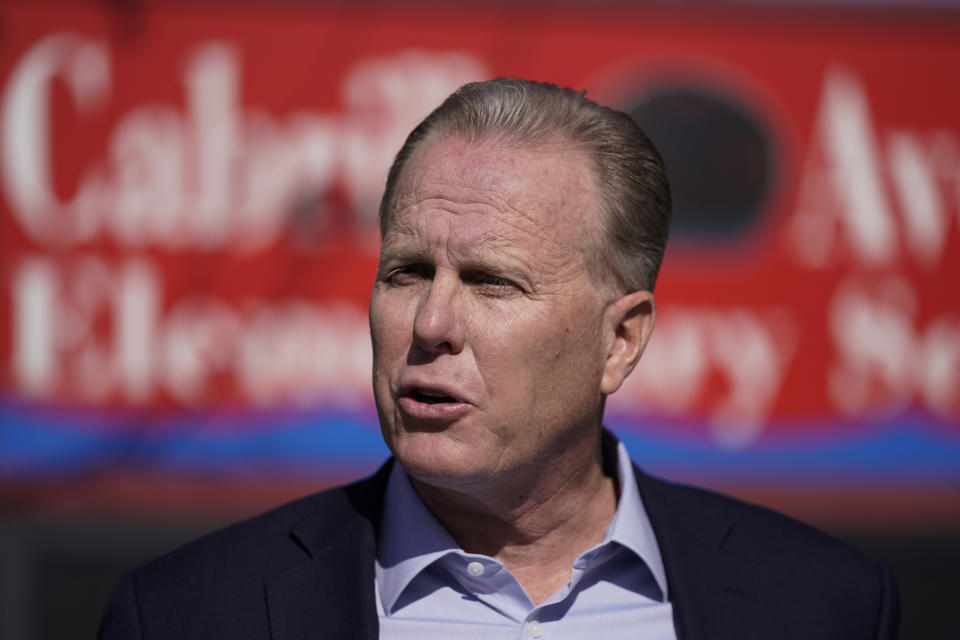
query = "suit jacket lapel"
xmin=263 ymin=449 xmax=760 ymax=640
xmin=635 ymin=468 xmax=758 ymax=640
xmin=266 ymin=463 xmax=393 ymax=640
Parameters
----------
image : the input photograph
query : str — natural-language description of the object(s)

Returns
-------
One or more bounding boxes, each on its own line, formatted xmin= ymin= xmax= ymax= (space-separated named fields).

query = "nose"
xmin=412 ymin=274 xmax=465 ymax=355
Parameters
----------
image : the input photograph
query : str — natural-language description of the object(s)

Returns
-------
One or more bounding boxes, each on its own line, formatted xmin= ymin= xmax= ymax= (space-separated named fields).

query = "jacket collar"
xmin=634 ymin=466 xmax=757 ymax=640
xmin=265 ymin=461 xmax=393 ymax=640
xmin=265 ymin=445 xmax=756 ymax=640
xmin=597 ymin=422 xmax=757 ymax=639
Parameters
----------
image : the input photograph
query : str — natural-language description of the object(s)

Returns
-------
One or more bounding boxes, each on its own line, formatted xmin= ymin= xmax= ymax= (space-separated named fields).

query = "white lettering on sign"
xmin=788 ymin=64 xmax=959 ymax=421
xmin=1 ymin=33 xmax=111 ymax=245
xmin=829 ymin=276 xmax=960 ymax=418
xmin=13 ymin=256 xmax=159 ymax=401
xmin=0 ymin=33 xmax=488 ymax=250
xmin=790 ymin=66 xmax=960 ymax=269
xmin=10 ymin=256 xmax=374 ymax=407
xmin=887 ymin=131 xmax=953 ymax=268
xmin=12 ymin=258 xmax=58 ymax=395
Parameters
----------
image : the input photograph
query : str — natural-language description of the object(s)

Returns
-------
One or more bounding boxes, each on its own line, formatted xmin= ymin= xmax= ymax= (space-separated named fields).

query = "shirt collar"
xmin=376 ymin=461 xmax=461 ymax=613
xmin=375 ymin=435 xmax=669 ymax=614
xmin=605 ymin=438 xmax=669 ymax=600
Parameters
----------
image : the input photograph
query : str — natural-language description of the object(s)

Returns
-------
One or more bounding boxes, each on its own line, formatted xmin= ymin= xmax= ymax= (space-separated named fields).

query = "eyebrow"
xmin=377 ymin=242 xmax=429 ymax=265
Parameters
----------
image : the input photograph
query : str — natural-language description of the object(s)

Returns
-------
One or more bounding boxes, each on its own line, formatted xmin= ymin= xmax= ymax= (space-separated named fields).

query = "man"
xmin=99 ymin=79 xmax=899 ymax=639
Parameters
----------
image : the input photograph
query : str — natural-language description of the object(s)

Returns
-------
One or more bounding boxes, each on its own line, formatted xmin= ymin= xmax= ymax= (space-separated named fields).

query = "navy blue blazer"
xmin=99 ymin=455 xmax=899 ymax=640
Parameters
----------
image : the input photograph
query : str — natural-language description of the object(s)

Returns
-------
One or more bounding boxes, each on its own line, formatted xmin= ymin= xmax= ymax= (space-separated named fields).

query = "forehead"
xmin=385 ymin=135 xmax=600 ymax=253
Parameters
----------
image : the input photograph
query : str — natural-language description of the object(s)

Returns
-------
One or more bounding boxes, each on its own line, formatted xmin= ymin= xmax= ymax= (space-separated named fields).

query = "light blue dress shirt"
xmin=375 ymin=441 xmax=678 ymax=639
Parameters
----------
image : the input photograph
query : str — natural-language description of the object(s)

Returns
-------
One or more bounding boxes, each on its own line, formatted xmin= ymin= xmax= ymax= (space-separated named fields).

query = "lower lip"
xmin=398 ymin=396 xmax=472 ymax=421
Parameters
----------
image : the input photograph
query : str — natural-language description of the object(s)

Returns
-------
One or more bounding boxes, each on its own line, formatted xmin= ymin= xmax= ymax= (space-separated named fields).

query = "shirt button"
xmin=466 ymin=561 xmax=485 ymax=577
xmin=526 ymin=620 xmax=543 ymax=638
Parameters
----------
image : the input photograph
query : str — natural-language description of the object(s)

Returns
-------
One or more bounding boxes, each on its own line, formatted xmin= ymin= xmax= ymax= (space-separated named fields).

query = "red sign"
xmin=1 ymin=1 xmax=958 ymax=457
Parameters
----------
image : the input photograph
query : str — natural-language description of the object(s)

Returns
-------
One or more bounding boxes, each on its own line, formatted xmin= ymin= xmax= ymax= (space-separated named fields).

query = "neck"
xmin=410 ymin=435 xmax=618 ymax=605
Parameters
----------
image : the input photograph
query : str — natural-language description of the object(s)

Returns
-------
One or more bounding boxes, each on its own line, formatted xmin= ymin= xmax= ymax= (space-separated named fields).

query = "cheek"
xmin=478 ymin=309 xmax=595 ymax=392
xmin=370 ymin=294 xmax=406 ymax=417
xmin=540 ymin=311 xmax=605 ymax=384
xmin=370 ymin=291 xmax=412 ymax=360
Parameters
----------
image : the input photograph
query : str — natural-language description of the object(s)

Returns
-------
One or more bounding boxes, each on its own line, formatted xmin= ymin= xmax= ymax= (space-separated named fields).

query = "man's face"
xmin=370 ymin=135 xmax=612 ymax=490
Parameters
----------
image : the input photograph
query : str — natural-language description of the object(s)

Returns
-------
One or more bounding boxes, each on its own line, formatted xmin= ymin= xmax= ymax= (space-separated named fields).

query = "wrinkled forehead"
xmin=383 ymin=135 xmax=602 ymax=251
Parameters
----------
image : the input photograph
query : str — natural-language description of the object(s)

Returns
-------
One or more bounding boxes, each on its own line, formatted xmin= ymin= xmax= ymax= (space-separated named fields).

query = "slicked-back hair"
xmin=378 ymin=77 xmax=672 ymax=294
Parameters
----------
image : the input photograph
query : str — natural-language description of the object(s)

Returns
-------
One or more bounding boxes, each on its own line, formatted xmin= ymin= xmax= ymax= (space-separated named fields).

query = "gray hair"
xmin=378 ymin=77 xmax=672 ymax=293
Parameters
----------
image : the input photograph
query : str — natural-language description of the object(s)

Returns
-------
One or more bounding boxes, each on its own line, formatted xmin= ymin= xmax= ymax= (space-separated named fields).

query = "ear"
xmin=600 ymin=290 xmax=656 ymax=395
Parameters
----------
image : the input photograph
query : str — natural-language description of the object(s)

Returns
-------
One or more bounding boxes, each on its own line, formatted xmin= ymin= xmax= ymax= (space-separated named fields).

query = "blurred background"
xmin=1 ymin=0 xmax=958 ymax=637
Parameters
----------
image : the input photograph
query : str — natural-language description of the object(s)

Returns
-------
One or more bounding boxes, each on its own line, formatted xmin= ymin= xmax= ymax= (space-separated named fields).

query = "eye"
xmin=481 ymin=275 xmax=515 ymax=288
xmin=384 ymin=263 xmax=433 ymax=286
xmin=464 ymin=270 xmax=523 ymax=295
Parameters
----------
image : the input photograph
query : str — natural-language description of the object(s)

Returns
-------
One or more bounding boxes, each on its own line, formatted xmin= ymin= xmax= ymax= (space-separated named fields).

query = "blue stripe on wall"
xmin=2 ymin=398 xmax=958 ymax=485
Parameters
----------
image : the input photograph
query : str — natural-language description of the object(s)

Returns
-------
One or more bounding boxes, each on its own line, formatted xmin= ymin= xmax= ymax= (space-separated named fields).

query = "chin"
xmin=390 ymin=429 xmax=492 ymax=488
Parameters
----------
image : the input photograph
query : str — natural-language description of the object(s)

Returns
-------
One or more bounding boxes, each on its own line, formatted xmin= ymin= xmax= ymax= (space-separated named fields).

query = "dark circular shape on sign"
xmin=626 ymin=85 xmax=776 ymax=240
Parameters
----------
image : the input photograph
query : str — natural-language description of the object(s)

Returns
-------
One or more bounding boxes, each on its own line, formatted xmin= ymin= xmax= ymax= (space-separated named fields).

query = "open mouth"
xmin=411 ymin=390 xmax=457 ymax=405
